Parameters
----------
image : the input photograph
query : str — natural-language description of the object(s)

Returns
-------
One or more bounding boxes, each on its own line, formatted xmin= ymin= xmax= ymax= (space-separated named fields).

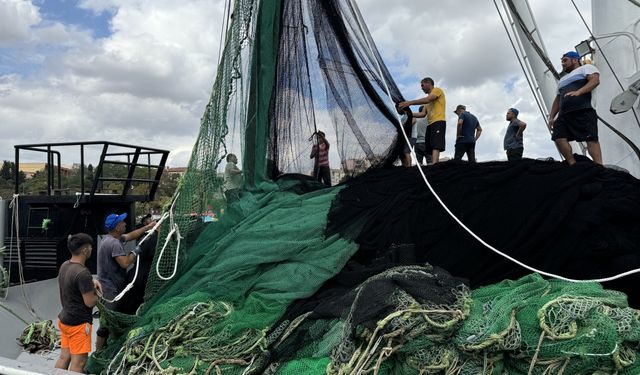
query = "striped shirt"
xmin=318 ymin=142 xmax=329 ymax=167
xmin=557 ymin=64 xmax=599 ymax=114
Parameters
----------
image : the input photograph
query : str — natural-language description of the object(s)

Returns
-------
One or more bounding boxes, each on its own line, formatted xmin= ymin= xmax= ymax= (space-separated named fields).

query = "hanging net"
xmin=88 ymin=0 xmax=640 ymax=373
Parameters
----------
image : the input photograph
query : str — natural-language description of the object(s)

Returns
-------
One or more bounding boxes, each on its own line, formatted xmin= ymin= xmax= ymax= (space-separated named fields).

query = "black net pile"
xmin=327 ymin=157 xmax=640 ymax=306
xmin=243 ymin=263 xmax=470 ymax=375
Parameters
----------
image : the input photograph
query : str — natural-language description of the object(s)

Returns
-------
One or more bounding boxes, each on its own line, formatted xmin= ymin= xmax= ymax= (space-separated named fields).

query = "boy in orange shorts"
xmin=55 ymin=233 xmax=102 ymax=373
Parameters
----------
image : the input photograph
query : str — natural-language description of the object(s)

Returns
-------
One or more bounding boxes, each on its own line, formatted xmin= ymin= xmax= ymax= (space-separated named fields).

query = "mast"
xmin=591 ymin=1 xmax=640 ymax=176
xmin=497 ymin=0 xmax=559 ymax=120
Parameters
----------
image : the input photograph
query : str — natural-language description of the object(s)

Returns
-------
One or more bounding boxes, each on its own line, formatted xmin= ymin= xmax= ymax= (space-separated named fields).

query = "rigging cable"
xmin=504 ymin=0 xmax=560 ymax=80
xmin=217 ymin=0 xmax=232 ymax=67
xmin=349 ymin=0 xmax=640 ymax=284
xmin=597 ymin=113 xmax=640 ymax=161
xmin=627 ymin=0 xmax=640 ymax=8
xmin=493 ymin=0 xmax=553 ymax=137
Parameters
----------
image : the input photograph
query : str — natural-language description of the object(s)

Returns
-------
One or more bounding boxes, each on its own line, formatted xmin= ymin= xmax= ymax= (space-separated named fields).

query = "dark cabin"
xmin=2 ymin=141 xmax=169 ymax=283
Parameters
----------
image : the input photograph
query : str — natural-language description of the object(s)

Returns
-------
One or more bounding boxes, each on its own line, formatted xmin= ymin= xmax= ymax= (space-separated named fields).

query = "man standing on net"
xmin=503 ymin=108 xmax=527 ymax=161
xmin=548 ymin=51 xmax=602 ymax=165
xmin=224 ymin=153 xmax=243 ymax=202
xmin=56 ymin=233 xmax=101 ymax=373
xmin=399 ymin=77 xmax=447 ymax=164
xmin=453 ymin=104 xmax=482 ymax=163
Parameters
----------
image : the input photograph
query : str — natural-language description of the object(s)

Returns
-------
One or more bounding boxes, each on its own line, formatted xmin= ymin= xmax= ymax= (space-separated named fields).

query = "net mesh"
xmin=87 ymin=0 xmax=640 ymax=373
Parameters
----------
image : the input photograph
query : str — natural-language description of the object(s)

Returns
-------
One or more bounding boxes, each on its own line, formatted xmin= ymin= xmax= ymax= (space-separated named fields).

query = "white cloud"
xmin=0 ymin=0 xmax=225 ymax=167
xmin=0 ymin=0 xmax=599 ymax=169
xmin=0 ymin=0 xmax=41 ymax=45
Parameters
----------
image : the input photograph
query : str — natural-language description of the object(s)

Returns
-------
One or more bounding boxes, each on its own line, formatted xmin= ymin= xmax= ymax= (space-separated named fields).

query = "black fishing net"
xmin=266 ymin=0 xmax=405 ymax=180
xmin=327 ymin=156 xmax=640 ymax=305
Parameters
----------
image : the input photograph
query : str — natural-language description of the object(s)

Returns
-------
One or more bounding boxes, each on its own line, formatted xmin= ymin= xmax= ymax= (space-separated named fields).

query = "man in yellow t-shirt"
xmin=399 ymin=77 xmax=447 ymax=164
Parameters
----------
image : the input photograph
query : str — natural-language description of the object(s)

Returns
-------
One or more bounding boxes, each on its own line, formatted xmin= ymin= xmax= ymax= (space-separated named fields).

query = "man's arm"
xmin=82 ymin=290 xmax=99 ymax=308
xmin=475 ymin=124 xmax=483 ymax=141
xmin=516 ymin=121 xmax=527 ymax=139
xmin=413 ymin=106 xmax=427 ymax=119
xmin=114 ymin=253 xmax=137 ymax=269
xmin=123 ymin=221 xmax=156 ymax=242
xmin=230 ymin=166 xmax=242 ymax=175
xmin=80 ymin=276 xmax=101 ymax=308
xmin=114 ymin=221 xmax=156 ymax=269
xmin=398 ymin=92 xmax=438 ymax=109
xmin=564 ymin=73 xmax=600 ymax=97
xmin=456 ymin=118 xmax=464 ymax=139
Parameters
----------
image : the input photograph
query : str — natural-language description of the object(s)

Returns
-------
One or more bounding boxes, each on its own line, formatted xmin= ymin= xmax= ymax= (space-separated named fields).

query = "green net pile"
xmin=87 ymin=0 xmax=640 ymax=373
xmin=90 ymin=181 xmax=359 ymax=373
xmin=93 ymin=252 xmax=640 ymax=374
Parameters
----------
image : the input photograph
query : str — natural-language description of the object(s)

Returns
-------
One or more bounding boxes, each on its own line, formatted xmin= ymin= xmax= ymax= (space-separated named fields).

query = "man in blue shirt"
xmin=548 ymin=51 xmax=602 ymax=165
xmin=453 ymin=105 xmax=482 ymax=163
xmin=503 ymin=108 xmax=527 ymax=161
xmin=95 ymin=212 xmax=155 ymax=349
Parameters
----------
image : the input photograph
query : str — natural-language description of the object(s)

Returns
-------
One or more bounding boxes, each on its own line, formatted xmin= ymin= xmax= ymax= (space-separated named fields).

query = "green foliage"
xmin=0 ymin=160 xmax=26 ymax=197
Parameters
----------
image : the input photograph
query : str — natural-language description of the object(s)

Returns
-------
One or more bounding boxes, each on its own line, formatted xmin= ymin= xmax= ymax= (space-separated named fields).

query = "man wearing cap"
xmin=548 ymin=51 xmax=602 ymax=165
xmin=398 ymin=77 xmax=447 ymax=164
xmin=503 ymin=108 xmax=527 ymax=161
xmin=453 ymin=105 xmax=482 ymax=163
xmin=95 ymin=212 xmax=155 ymax=348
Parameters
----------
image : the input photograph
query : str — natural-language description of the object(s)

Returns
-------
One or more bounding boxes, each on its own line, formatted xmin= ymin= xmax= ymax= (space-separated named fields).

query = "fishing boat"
xmin=1 ymin=1 xmax=639 ymax=374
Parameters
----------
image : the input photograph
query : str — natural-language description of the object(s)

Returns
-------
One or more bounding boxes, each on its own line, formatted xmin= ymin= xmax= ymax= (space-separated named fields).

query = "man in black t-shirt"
xmin=56 ymin=233 xmax=102 ymax=373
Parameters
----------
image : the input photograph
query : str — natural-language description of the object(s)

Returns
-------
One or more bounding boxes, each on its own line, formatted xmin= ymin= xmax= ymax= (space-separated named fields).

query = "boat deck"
xmin=0 ymin=278 xmax=97 ymax=374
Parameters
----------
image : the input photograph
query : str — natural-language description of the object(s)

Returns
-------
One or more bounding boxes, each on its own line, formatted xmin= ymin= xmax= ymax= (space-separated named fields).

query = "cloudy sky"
xmin=0 ymin=0 xmax=593 ymax=168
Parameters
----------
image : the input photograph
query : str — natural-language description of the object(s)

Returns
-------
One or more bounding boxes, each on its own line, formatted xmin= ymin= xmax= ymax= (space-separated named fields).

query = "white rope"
xmin=101 ymin=194 xmax=182 ymax=303
xmin=561 ymin=342 xmax=619 ymax=357
xmin=6 ymin=194 xmax=38 ymax=318
xmin=73 ymin=192 xmax=81 ymax=209
xmin=155 ymin=193 xmax=183 ymax=281
xmin=348 ymin=0 xmax=640 ymax=284
xmin=101 ymin=212 xmax=171 ymax=304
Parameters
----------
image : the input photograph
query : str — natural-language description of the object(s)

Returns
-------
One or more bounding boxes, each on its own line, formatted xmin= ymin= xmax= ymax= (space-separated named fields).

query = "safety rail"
xmin=14 ymin=141 xmax=169 ymax=203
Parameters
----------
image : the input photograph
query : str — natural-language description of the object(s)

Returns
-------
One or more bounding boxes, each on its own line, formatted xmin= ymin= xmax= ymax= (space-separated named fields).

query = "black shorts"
xmin=506 ymin=147 xmax=523 ymax=161
xmin=425 ymin=121 xmax=446 ymax=151
xmin=552 ymin=108 xmax=598 ymax=142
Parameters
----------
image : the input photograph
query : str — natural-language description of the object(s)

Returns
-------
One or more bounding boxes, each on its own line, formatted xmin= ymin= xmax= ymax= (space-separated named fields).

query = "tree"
xmin=0 ymin=161 xmax=26 ymax=197
xmin=0 ymin=161 xmax=12 ymax=180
